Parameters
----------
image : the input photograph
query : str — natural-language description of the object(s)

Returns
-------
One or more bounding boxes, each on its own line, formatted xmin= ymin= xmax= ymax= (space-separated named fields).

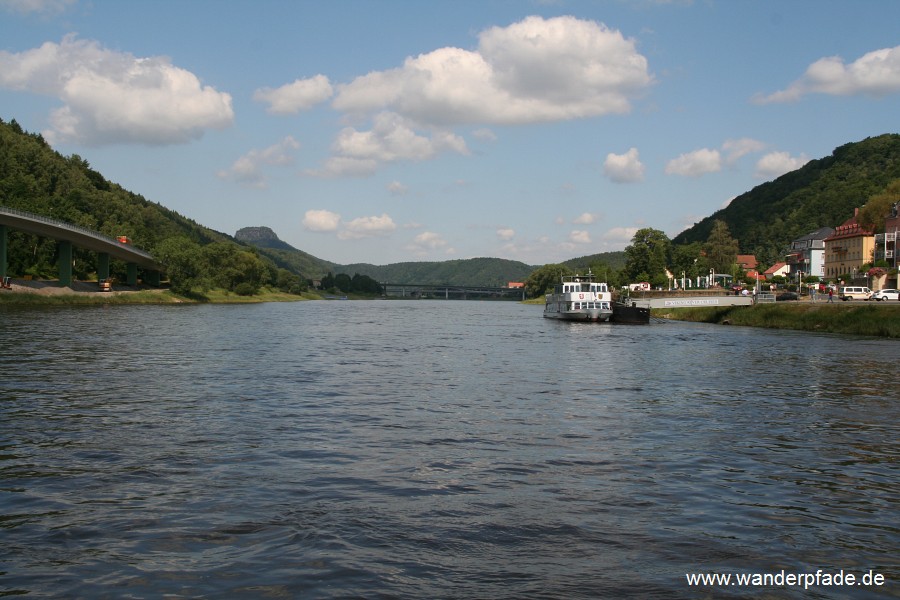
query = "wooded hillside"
xmin=673 ymin=134 xmax=900 ymax=265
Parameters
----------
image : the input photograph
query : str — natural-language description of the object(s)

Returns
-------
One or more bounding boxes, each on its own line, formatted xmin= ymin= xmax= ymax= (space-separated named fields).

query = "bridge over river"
xmin=0 ymin=206 xmax=162 ymax=286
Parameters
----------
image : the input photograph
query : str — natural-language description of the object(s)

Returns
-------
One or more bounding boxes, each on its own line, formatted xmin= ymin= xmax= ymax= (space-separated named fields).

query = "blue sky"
xmin=1 ymin=0 xmax=898 ymax=266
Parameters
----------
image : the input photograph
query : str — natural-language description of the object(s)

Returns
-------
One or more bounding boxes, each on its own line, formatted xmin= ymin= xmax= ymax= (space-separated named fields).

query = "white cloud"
xmin=722 ymin=137 xmax=766 ymax=164
xmin=665 ymin=148 xmax=722 ymax=177
xmin=302 ymin=209 xmax=341 ymax=232
xmin=472 ymin=128 xmax=498 ymax=141
xmin=217 ymin=136 xmax=299 ymax=188
xmin=387 ymin=181 xmax=408 ymax=195
xmin=754 ymin=45 xmax=900 ymax=103
xmin=497 ymin=228 xmax=515 ymax=240
xmin=253 ymin=75 xmax=333 ymax=114
xmin=0 ymin=0 xmax=74 ymax=14
xmin=754 ymin=151 xmax=810 ymax=179
xmin=573 ymin=213 xmax=597 ymax=225
xmin=338 ymin=213 xmax=397 ymax=239
xmin=569 ymin=230 xmax=591 ymax=244
xmin=407 ymin=231 xmax=454 ymax=256
xmin=308 ymin=111 xmax=468 ymax=176
xmin=602 ymin=227 xmax=638 ymax=246
xmin=332 ymin=15 xmax=652 ymax=126
xmin=0 ymin=34 xmax=234 ymax=145
xmin=603 ymin=147 xmax=645 ymax=183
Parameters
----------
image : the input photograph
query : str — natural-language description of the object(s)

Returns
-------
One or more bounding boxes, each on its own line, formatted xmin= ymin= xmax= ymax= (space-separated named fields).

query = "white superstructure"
xmin=543 ymin=272 xmax=613 ymax=322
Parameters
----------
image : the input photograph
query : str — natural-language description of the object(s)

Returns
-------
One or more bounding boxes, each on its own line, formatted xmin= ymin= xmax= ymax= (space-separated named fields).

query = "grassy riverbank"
xmin=657 ymin=302 xmax=900 ymax=338
xmin=0 ymin=284 xmax=321 ymax=305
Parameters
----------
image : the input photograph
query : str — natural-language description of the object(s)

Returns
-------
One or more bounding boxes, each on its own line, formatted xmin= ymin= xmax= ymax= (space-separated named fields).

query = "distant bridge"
xmin=382 ymin=282 xmax=526 ymax=300
xmin=0 ymin=206 xmax=162 ymax=286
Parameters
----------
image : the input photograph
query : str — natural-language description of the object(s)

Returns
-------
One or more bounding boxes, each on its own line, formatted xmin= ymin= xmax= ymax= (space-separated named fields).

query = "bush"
xmin=234 ymin=282 xmax=258 ymax=296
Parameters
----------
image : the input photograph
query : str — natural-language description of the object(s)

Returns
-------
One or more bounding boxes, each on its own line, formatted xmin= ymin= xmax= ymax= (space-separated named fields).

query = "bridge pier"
xmin=58 ymin=240 xmax=73 ymax=286
xmin=98 ymin=252 xmax=110 ymax=282
xmin=126 ymin=263 xmax=138 ymax=286
xmin=0 ymin=224 xmax=6 ymax=280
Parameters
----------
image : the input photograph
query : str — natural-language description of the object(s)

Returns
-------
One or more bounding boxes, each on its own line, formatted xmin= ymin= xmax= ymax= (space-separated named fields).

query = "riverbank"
xmin=656 ymin=302 xmax=900 ymax=337
xmin=0 ymin=279 xmax=320 ymax=305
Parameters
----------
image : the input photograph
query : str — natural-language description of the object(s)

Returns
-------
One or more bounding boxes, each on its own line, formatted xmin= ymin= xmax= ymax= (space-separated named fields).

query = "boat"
xmin=543 ymin=271 xmax=613 ymax=322
xmin=610 ymin=300 xmax=651 ymax=324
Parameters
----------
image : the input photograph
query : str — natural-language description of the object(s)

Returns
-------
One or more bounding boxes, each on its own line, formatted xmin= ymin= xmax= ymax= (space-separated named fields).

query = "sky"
xmin=1 ymin=0 xmax=899 ymax=266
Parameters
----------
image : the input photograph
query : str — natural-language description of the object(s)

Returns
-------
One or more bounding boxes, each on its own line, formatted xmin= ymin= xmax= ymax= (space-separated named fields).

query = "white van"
xmin=839 ymin=286 xmax=871 ymax=301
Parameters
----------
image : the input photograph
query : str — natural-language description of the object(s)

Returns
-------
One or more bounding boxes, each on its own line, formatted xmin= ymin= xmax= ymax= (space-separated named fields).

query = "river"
xmin=1 ymin=300 xmax=897 ymax=598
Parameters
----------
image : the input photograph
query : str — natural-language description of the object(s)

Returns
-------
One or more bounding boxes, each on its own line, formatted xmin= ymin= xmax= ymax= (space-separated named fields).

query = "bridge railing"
xmin=0 ymin=205 xmax=154 ymax=260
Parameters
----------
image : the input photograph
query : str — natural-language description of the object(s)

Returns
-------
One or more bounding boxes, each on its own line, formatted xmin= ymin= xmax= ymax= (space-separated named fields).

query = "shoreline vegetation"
xmin=3 ymin=281 xmax=899 ymax=338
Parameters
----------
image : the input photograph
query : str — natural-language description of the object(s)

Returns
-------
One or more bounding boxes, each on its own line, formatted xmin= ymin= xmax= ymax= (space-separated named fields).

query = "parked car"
xmin=870 ymin=289 xmax=899 ymax=301
xmin=776 ymin=292 xmax=799 ymax=301
xmin=838 ymin=286 xmax=872 ymax=301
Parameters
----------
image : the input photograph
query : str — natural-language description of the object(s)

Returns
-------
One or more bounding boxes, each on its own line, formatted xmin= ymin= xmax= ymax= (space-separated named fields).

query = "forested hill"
xmin=0 ymin=118 xmax=234 ymax=252
xmin=333 ymin=257 xmax=535 ymax=287
xmin=673 ymin=134 xmax=900 ymax=265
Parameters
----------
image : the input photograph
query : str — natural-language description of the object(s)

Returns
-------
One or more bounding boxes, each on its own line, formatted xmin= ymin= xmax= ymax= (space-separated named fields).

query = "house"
xmin=764 ymin=262 xmax=790 ymax=279
xmin=736 ymin=255 xmax=758 ymax=271
xmin=785 ymin=227 xmax=834 ymax=280
xmin=823 ymin=208 xmax=875 ymax=281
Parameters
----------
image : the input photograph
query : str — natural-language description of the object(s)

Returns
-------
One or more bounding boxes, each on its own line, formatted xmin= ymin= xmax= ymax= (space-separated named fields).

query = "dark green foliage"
xmin=319 ymin=271 xmax=383 ymax=295
xmin=335 ymin=257 xmax=535 ymax=287
xmin=672 ymin=134 xmax=900 ymax=265
xmin=624 ymin=228 xmax=670 ymax=285
xmin=524 ymin=263 xmax=573 ymax=298
xmin=0 ymin=118 xmax=286 ymax=292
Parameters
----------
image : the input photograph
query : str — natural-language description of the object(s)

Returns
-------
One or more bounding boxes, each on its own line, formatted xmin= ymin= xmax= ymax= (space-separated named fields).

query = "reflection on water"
xmin=1 ymin=301 xmax=897 ymax=598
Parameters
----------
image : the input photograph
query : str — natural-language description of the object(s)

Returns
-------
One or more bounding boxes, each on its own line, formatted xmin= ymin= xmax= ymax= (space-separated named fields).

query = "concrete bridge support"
xmin=0 ymin=224 xmax=7 ymax=280
xmin=127 ymin=263 xmax=138 ymax=286
xmin=98 ymin=252 xmax=110 ymax=282
xmin=58 ymin=240 xmax=73 ymax=286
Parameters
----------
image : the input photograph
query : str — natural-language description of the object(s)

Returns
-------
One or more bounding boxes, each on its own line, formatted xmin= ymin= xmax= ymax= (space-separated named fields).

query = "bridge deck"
xmin=0 ymin=206 xmax=159 ymax=269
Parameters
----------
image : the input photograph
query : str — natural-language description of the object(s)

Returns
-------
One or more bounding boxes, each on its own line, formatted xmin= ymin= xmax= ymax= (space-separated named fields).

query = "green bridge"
xmin=0 ymin=206 xmax=163 ymax=287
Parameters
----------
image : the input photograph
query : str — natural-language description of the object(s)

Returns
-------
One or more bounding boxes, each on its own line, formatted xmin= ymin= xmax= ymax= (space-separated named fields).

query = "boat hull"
xmin=610 ymin=302 xmax=651 ymax=324
xmin=543 ymin=308 xmax=613 ymax=322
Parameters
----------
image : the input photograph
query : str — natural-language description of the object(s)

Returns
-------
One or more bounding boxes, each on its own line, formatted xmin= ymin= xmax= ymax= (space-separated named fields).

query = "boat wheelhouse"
xmin=543 ymin=272 xmax=613 ymax=322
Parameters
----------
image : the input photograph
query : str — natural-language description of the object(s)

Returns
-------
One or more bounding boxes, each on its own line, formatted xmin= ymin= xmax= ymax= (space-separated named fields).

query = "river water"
xmin=1 ymin=300 xmax=897 ymax=599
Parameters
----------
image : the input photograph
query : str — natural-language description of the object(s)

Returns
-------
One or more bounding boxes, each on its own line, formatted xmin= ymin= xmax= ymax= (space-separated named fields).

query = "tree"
xmin=624 ymin=228 xmax=670 ymax=283
xmin=524 ymin=264 xmax=573 ymax=298
xmin=704 ymin=220 xmax=739 ymax=274
xmin=155 ymin=236 xmax=203 ymax=294
xmin=858 ymin=179 xmax=900 ymax=233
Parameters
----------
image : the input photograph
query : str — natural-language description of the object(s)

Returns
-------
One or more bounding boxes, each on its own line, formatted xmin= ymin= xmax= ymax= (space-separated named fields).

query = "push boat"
xmin=543 ymin=272 xmax=613 ymax=322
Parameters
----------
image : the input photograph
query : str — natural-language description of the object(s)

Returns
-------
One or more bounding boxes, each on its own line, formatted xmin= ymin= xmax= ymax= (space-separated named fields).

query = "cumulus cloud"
xmin=665 ymin=148 xmax=722 ymax=177
xmin=602 ymin=227 xmax=639 ymax=246
xmin=0 ymin=34 xmax=234 ymax=145
xmin=217 ymin=136 xmax=299 ymax=188
xmin=753 ymin=45 xmax=900 ymax=103
xmin=305 ymin=111 xmax=468 ymax=177
xmin=407 ymin=231 xmax=454 ymax=256
xmin=497 ymin=228 xmax=515 ymax=241
xmin=253 ymin=75 xmax=333 ymax=114
xmin=332 ymin=15 xmax=652 ymax=126
xmin=387 ymin=181 xmax=409 ymax=195
xmin=573 ymin=213 xmax=597 ymax=225
xmin=754 ymin=151 xmax=810 ymax=179
xmin=569 ymin=230 xmax=591 ymax=244
xmin=302 ymin=209 xmax=342 ymax=232
xmin=603 ymin=147 xmax=644 ymax=183
xmin=722 ymin=137 xmax=766 ymax=164
xmin=338 ymin=213 xmax=397 ymax=240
